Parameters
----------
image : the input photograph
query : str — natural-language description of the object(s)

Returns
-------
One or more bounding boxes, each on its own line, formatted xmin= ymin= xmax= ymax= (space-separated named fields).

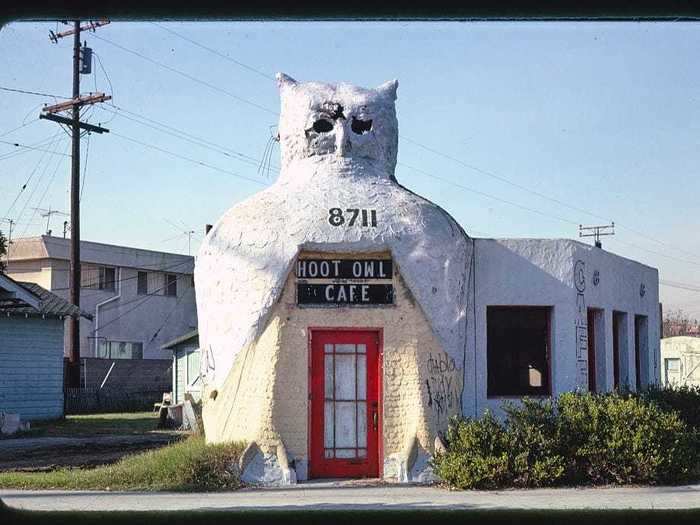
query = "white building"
xmin=660 ymin=336 xmax=700 ymax=387
xmin=194 ymin=74 xmax=661 ymax=485
xmin=6 ymin=235 xmax=197 ymax=360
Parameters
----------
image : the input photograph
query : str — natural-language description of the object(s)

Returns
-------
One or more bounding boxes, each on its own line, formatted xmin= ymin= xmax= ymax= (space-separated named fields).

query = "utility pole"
xmin=41 ymin=19 xmax=111 ymax=388
xmin=579 ymin=222 xmax=615 ymax=249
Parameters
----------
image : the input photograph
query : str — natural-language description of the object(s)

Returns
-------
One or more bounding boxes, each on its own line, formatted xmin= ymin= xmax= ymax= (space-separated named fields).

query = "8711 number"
xmin=328 ymin=208 xmax=377 ymax=227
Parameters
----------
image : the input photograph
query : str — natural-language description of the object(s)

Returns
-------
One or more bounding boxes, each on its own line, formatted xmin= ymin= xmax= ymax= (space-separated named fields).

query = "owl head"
xmin=276 ymin=73 xmax=399 ymax=178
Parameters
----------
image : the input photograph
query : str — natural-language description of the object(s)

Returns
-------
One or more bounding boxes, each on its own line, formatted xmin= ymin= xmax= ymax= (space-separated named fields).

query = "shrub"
xmin=431 ymin=412 xmax=511 ymax=489
xmin=557 ymin=392 xmax=697 ymax=485
xmin=432 ymin=392 xmax=699 ymax=490
xmin=639 ymin=384 xmax=700 ymax=430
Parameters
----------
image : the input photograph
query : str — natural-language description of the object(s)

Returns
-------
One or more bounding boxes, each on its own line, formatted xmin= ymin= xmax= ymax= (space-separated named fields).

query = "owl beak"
xmin=335 ymin=122 xmax=352 ymax=157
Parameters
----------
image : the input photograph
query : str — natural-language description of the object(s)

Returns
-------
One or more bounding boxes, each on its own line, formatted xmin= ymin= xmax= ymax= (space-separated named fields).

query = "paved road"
xmin=2 ymin=481 xmax=700 ymax=511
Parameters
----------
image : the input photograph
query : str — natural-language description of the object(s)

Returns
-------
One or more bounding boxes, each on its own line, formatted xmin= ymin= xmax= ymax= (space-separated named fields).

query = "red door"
xmin=310 ymin=329 xmax=381 ymax=479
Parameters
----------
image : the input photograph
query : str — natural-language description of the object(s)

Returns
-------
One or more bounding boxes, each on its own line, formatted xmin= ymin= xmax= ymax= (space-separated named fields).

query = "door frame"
xmin=307 ymin=326 xmax=384 ymax=479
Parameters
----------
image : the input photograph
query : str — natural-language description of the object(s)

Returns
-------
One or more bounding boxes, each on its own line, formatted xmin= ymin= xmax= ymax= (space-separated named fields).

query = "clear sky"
xmin=1 ymin=21 xmax=698 ymax=316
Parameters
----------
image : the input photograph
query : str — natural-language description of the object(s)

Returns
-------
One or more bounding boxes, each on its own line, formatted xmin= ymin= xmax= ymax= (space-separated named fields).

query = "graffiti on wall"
xmin=574 ymin=260 xmax=589 ymax=388
xmin=425 ymin=352 xmax=462 ymax=421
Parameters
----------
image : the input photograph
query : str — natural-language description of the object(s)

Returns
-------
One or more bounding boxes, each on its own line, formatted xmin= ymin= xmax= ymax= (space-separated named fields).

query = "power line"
xmin=101 ymin=103 xmax=277 ymax=172
xmin=87 ymin=273 xmax=191 ymax=335
xmin=0 ymin=139 xmax=72 ymax=158
xmin=0 ymin=119 xmax=39 ymax=139
xmin=20 ymin=143 xmax=71 ymax=237
xmin=660 ymin=280 xmax=700 ymax=293
xmin=110 ymin=131 xmax=268 ymax=187
xmin=91 ymin=34 xmax=278 ymax=116
xmin=49 ymin=258 xmax=193 ymax=292
xmin=150 ymin=22 xmax=276 ymax=82
xmin=0 ymin=86 xmax=70 ymax=99
xmin=398 ymin=161 xmax=579 ymax=227
xmin=81 ymin=26 xmax=700 ymax=271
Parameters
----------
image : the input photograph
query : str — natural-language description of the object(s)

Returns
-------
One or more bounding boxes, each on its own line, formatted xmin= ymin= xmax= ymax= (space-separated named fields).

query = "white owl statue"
xmin=195 ymin=73 xmax=473 ymax=484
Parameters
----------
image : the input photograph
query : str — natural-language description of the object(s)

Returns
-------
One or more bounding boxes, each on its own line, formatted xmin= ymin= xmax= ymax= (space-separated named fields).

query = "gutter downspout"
xmin=94 ymin=267 xmax=121 ymax=357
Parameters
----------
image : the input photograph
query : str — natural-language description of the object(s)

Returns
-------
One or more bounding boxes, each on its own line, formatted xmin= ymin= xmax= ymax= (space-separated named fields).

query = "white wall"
xmin=464 ymin=238 xmax=660 ymax=419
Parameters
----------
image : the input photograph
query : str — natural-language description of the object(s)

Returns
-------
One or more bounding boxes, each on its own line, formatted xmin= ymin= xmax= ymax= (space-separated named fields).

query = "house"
xmin=5 ymin=235 xmax=197 ymax=361
xmin=0 ymin=272 xmax=83 ymax=421
xmin=162 ymin=329 xmax=201 ymax=404
xmin=660 ymin=336 xmax=700 ymax=387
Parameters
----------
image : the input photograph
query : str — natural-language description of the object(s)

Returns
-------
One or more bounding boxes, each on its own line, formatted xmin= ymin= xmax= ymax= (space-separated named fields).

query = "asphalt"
xmin=1 ymin=481 xmax=700 ymax=511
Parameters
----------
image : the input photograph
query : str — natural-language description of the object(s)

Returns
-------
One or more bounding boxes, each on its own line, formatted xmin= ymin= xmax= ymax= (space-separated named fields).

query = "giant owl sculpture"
xmin=195 ymin=74 xmax=472 ymax=470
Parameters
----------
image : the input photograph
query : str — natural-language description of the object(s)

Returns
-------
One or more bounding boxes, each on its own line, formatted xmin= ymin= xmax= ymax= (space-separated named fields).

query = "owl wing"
xmin=195 ymin=187 xmax=296 ymax=389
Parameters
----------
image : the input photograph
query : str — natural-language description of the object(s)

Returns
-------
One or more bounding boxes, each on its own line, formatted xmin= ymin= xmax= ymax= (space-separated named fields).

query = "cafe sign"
xmin=296 ymin=257 xmax=394 ymax=306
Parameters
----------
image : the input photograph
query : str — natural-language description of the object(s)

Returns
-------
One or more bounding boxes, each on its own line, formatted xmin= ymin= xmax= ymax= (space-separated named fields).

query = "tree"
xmin=0 ymin=229 xmax=6 ymax=273
xmin=663 ymin=308 xmax=698 ymax=338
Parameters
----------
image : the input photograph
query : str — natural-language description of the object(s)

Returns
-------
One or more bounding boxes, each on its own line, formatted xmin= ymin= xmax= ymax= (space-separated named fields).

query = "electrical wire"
xmin=91 ymin=34 xmax=278 ymax=116
xmin=19 ymin=141 xmax=71 ymax=237
xmin=0 ymin=86 xmax=71 ymax=99
xmin=80 ymin=132 xmax=90 ymax=201
xmin=119 ymin=23 xmax=700 ymax=267
xmin=110 ymin=131 xmax=268 ymax=187
xmin=101 ymin=103 xmax=276 ymax=171
xmin=0 ymin=119 xmax=39 ymax=139
xmin=0 ymin=139 xmax=72 ymax=158
xmin=86 ymin=273 xmax=191 ymax=335
xmin=150 ymin=22 xmax=276 ymax=82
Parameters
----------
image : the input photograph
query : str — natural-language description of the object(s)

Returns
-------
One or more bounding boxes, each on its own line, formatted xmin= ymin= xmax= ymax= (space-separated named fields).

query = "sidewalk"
xmin=2 ymin=481 xmax=700 ymax=511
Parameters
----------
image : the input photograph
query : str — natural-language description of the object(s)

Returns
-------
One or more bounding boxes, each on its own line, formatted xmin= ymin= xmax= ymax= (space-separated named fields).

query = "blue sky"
xmin=0 ymin=21 xmax=699 ymax=315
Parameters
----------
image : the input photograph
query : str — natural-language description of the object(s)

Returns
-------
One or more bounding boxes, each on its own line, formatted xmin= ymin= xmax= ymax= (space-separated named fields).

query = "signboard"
xmin=298 ymin=283 xmax=394 ymax=305
xmin=296 ymin=259 xmax=392 ymax=280
xmin=296 ymin=257 xmax=394 ymax=306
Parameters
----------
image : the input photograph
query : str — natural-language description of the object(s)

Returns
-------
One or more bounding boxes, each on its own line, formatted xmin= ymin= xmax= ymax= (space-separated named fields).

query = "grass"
xmin=0 ymin=436 xmax=244 ymax=491
xmin=20 ymin=412 xmax=159 ymax=438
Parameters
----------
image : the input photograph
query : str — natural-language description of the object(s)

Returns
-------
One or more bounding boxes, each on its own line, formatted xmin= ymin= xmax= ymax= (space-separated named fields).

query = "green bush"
xmin=639 ymin=384 xmax=700 ymax=430
xmin=432 ymin=392 xmax=699 ymax=490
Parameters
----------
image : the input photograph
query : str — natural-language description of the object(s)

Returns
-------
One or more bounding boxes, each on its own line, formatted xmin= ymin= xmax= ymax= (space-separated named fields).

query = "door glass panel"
xmin=324 ymin=401 xmax=334 ymax=448
xmin=357 ymin=344 xmax=366 ymax=354
xmin=336 ymin=344 xmax=356 ymax=353
xmin=335 ymin=354 xmax=356 ymax=400
xmin=335 ymin=449 xmax=356 ymax=458
xmin=357 ymin=404 xmax=367 ymax=448
xmin=334 ymin=401 xmax=357 ymax=448
xmin=358 ymin=448 xmax=367 ymax=458
xmin=325 ymin=449 xmax=334 ymax=459
xmin=324 ymin=355 xmax=334 ymax=399
xmin=324 ymin=344 xmax=334 ymax=354
xmin=357 ymin=355 xmax=367 ymax=400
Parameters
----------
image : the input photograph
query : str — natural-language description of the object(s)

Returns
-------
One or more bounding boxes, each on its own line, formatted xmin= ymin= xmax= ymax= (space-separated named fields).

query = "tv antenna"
xmin=579 ymin=222 xmax=615 ymax=248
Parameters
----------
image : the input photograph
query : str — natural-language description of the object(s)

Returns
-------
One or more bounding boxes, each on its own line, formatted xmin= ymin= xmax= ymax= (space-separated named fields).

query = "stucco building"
xmin=194 ymin=74 xmax=661 ymax=485
xmin=660 ymin=336 xmax=700 ymax=387
xmin=6 ymin=235 xmax=197 ymax=361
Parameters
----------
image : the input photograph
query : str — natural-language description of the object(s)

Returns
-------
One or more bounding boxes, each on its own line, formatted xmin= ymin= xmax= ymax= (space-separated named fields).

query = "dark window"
xmin=635 ymin=315 xmax=649 ymax=391
xmin=96 ymin=341 xmax=143 ymax=359
xmin=165 ymin=273 xmax=177 ymax=297
xmin=137 ymin=271 xmax=148 ymax=295
xmin=487 ymin=306 xmax=551 ymax=397
xmin=99 ymin=266 xmax=116 ymax=291
xmin=612 ymin=311 xmax=627 ymax=389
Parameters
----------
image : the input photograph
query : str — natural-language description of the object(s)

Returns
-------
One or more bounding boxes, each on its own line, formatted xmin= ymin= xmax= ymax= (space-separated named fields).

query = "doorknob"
xmin=373 ymin=410 xmax=378 ymax=431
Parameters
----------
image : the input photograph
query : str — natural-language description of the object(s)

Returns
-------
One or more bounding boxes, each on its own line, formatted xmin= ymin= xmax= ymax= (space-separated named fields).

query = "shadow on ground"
xmin=2 ymin=500 xmax=700 ymax=525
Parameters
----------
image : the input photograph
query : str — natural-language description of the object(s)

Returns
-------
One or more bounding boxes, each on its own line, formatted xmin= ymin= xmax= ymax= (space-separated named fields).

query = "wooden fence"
xmin=64 ymin=386 xmax=165 ymax=414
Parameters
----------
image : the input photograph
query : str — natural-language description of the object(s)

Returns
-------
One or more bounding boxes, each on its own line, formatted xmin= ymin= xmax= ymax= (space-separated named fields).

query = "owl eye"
xmin=351 ymin=117 xmax=373 ymax=135
xmin=312 ymin=119 xmax=334 ymax=133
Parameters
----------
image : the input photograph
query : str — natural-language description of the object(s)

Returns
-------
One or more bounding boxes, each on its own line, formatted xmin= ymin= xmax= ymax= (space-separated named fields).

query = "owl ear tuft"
xmin=376 ymin=79 xmax=398 ymax=101
xmin=276 ymin=72 xmax=298 ymax=91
